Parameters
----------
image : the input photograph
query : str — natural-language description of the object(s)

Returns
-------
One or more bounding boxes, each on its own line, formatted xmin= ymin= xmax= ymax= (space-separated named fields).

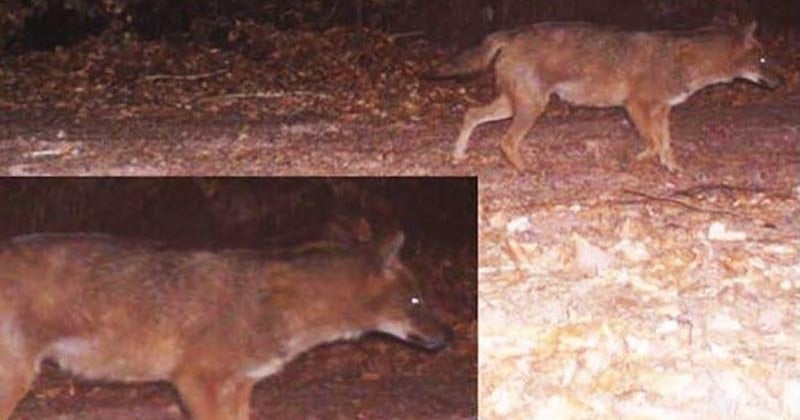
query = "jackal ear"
xmin=377 ymin=231 xmax=405 ymax=267
xmin=742 ymin=21 xmax=758 ymax=47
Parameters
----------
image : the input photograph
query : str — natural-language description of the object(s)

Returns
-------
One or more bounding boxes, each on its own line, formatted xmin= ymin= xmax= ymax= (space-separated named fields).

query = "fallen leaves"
xmin=0 ymin=23 xmax=464 ymax=125
xmin=479 ymin=186 xmax=800 ymax=419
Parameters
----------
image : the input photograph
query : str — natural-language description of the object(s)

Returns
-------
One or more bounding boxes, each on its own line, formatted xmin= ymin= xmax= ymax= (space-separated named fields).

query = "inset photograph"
xmin=0 ymin=177 xmax=477 ymax=420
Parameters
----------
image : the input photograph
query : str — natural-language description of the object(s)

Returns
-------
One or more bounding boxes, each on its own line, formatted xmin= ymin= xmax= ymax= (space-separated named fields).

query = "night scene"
xmin=1 ymin=0 xmax=799 ymax=419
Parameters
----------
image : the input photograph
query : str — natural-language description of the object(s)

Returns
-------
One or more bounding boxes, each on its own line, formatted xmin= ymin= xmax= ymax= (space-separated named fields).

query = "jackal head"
xmin=362 ymin=232 xmax=453 ymax=351
xmin=733 ymin=22 xmax=783 ymax=89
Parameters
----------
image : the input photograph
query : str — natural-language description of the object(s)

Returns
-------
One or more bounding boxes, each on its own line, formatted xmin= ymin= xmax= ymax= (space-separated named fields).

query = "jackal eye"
xmin=758 ymin=56 xmax=767 ymax=64
xmin=410 ymin=296 xmax=423 ymax=307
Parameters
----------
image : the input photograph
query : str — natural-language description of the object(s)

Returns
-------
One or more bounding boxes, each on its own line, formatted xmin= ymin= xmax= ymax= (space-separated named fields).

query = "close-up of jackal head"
xmin=358 ymin=232 xmax=453 ymax=351
xmin=729 ymin=22 xmax=784 ymax=89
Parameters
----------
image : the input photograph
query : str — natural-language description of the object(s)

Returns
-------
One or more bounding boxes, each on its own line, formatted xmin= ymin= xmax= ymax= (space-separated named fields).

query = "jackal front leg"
xmin=625 ymin=101 xmax=681 ymax=172
xmin=174 ymin=371 xmax=255 ymax=420
xmin=0 ymin=323 xmax=36 ymax=420
xmin=653 ymin=106 xmax=680 ymax=172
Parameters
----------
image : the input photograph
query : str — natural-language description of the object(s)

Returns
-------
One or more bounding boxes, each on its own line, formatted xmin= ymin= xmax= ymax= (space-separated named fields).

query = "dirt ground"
xmin=1 ymin=26 xmax=799 ymax=420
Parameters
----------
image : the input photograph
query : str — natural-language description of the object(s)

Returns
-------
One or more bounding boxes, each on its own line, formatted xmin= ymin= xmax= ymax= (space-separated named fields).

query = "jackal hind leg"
xmin=452 ymin=94 xmax=511 ymax=161
xmin=499 ymin=98 xmax=544 ymax=172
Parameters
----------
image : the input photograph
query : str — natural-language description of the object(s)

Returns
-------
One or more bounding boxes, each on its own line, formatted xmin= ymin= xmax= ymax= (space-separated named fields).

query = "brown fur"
xmin=0 ymin=232 xmax=450 ymax=420
xmin=433 ymin=21 xmax=782 ymax=172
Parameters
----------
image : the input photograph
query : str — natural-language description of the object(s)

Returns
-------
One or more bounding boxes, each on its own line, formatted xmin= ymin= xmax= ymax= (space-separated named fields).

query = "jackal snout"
xmin=379 ymin=287 xmax=454 ymax=351
xmin=740 ymin=54 xmax=783 ymax=89
xmin=403 ymin=303 xmax=454 ymax=350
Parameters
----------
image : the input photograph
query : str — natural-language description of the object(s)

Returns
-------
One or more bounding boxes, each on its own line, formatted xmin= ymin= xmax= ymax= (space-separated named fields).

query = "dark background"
xmin=3 ymin=0 xmax=797 ymax=53
xmin=0 ymin=177 xmax=476 ymax=251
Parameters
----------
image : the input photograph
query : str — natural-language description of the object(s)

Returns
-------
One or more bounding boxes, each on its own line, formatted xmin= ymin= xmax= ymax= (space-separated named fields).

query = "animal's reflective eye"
xmin=410 ymin=296 xmax=423 ymax=306
xmin=758 ymin=57 xmax=767 ymax=64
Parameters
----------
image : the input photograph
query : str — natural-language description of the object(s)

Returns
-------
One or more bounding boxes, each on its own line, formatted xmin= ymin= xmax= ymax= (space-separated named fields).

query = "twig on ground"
xmin=620 ymin=188 xmax=739 ymax=216
xmin=194 ymin=91 xmax=332 ymax=103
xmin=387 ymin=31 xmax=426 ymax=42
xmin=141 ymin=69 xmax=227 ymax=82
xmin=670 ymin=183 xmax=767 ymax=198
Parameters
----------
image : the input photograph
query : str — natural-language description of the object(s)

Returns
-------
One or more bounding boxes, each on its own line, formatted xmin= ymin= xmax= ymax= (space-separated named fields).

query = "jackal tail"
xmin=427 ymin=33 xmax=507 ymax=78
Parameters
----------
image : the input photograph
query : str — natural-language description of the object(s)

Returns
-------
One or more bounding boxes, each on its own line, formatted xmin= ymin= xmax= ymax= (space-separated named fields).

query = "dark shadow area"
xmin=2 ymin=0 xmax=797 ymax=54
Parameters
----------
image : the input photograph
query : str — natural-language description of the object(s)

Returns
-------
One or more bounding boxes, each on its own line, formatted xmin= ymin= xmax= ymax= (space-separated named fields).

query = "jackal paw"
xmin=635 ymin=148 xmax=657 ymax=161
xmin=659 ymin=152 xmax=682 ymax=173
xmin=507 ymin=156 xmax=526 ymax=172
xmin=500 ymin=144 xmax=526 ymax=172
xmin=451 ymin=150 xmax=467 ymax=164
xmin=662 ymin=162 xmax=683 ymax=173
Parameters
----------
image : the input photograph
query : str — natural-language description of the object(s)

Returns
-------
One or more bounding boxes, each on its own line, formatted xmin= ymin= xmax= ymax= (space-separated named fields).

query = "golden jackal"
xmin=433 ymin=21 xmax=782 ymax=172
xmin=0 ymin=232 xmax=451 ymax=420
